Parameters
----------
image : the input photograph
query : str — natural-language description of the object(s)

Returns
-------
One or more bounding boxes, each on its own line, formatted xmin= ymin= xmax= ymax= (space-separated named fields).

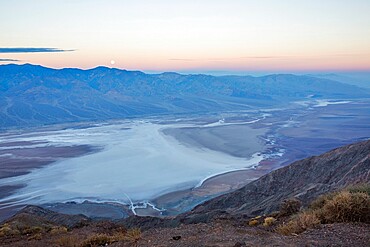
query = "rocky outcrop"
xmin=4 ymin=205 xmax=90 ymax=228
xmin=190 ymin=139 xmax=370 ymax=217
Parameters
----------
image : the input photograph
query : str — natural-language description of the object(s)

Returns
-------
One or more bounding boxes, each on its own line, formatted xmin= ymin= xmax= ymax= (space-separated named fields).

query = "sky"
xmin=1 ymin=0 xmax=370 ymax=74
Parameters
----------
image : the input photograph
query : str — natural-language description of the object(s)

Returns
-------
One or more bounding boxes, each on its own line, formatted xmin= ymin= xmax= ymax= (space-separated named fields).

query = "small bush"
xmin=309 ymin=192 xmax=338 ymax=211
xmin=276 ymin=212 xmax=320 ymax=235
xmin=263 ymin=217 xmax=276 ymax=227
xmin=54 ymin=235 xmax=81 ymax=247
xmin=321 ymin=191 xmax=370 ymax=223
xmin=277 ymin=188 xmax=370 ymax=235
xmin=22 ymin=226 xmax=43 ymax=235
xmin=50 ymin=226 xmax=68 ymax=235
xmin=347 ymin=183 xmax=370 ymax=195
xmin=81 ymin=233 xmax=112 ymax=247
xmin=248 ymin=219 xmax=259 ymax=226
xmin=279 ymin=198 xmax=301 ymax=216
xmin=110 ymin=228 xmax=127 ymax=242
xmin=27 ymin=233 xmax=42 ymax=241
xmin=124 ymin=228 xmax=141 ymax=243
xmin=0 ymin=224 xmax=21 ymax=237
xmin=0 ymin=226 xmax=12 ymax=237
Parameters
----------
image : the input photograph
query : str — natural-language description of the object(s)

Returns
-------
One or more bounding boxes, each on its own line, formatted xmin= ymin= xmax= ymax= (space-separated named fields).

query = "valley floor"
xmin=1 ymin=99 xmax=369 ymax=222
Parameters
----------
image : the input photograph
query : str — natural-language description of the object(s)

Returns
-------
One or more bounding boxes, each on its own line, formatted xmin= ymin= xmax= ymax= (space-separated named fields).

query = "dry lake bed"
xmin=0 ymin=99 xmax=369 ymax=221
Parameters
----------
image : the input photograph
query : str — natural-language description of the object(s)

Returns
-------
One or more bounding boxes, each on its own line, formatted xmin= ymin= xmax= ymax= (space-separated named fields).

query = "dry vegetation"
xmin=279 ymin=198 xmax=302 ymax=217
xmin=0 ymin=220 xmax=141 ymax=247
xmin=263 ymin=217 xmax=277 ymax=227
xmin=276 ymin=185 xmax=370 ymax=235
xmin=71 ymin=227 xmax=142 ymax=247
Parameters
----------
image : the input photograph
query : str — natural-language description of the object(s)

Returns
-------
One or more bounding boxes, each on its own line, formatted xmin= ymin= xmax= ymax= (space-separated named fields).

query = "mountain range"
xmin=0 ymin=64 xmax=369 ymax=128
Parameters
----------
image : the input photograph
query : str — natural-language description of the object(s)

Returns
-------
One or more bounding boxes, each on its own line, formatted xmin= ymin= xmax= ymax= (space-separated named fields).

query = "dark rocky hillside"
xmin=189 ymin=139 xmax=370 ymax=218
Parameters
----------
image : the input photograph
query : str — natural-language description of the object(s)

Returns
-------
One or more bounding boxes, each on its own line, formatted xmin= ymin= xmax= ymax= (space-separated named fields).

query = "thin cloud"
xmin=169 ymin=56 xmax=291 ymax=62
xmin=0 ymin=58 xmax=21 ymax=62
xmin=0 ymin=47 xmax=74 ymax=53
xmin=239 ymin=56 xmax=290 ymax=59
xmin=331 ymin=53 xmax=370 ymax=57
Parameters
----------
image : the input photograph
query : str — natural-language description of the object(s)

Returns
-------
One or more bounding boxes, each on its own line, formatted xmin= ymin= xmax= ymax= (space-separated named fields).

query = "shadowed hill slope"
xmin=189 ymin=139 xmax=370 ymax=218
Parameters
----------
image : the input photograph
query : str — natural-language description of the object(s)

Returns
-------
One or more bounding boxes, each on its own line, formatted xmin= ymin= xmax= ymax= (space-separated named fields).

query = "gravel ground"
xmin=112 ymin=222 xmax=370 ymax=247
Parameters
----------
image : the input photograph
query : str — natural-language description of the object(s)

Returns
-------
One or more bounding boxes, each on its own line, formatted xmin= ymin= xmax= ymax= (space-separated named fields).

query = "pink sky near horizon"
xmin=1 ymin=0 xmax=370 ymax=73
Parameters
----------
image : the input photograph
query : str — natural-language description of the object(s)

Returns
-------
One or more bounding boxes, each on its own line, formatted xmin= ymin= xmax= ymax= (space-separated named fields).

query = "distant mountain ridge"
xmin=308 ymin=73 xmax=370 ymax=89
xmin=0 ymin=64 xmax=368 ymax=128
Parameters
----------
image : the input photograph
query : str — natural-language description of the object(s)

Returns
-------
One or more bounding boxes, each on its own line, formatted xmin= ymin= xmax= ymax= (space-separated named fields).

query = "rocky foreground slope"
xmin=0 ymin=140 xmax=369 ymax=246
xmin=189 ymin=139 xmax=370 ymax=218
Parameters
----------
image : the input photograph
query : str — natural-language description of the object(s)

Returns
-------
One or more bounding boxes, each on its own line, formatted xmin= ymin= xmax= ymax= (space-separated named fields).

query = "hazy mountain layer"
xmin=0 ymin=64 xmax=368 ymax=128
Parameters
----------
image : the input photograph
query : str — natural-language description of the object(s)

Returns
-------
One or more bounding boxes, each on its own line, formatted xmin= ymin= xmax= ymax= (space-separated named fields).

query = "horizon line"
xmin=1 ymin=63 xmax=370 ymax=77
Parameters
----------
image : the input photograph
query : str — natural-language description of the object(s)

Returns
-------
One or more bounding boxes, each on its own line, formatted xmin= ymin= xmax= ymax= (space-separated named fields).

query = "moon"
xmin=110 ymin=60 xmax=115 ymax=65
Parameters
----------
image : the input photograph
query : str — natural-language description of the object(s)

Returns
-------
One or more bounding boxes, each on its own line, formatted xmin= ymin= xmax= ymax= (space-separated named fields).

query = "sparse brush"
xmin=347 ymin=183 xmax=370 ymax=195
xmin=27 ymin=232 xmax=42 ymax=241
xmin=50 ymin=226 xmax=68 ymax=235
xmin=22 ymin=226 xmax=43 ymax=235
xmin=248 ymin=219 xmax=259 ymax=226
xmin=321 ymin=191 xmax=370 ymax=223
xmin=110 ymin=228 xmax=127 ymax=242
xmin=54 ymin=235 xmax=81 ymax=247
xmin=309 ymin=192 xmax=338 ymax=211
xmin=277 ymin=187 xmax=370 ymax=235
xmin=279 ymin=198 xmax=302 ymax=216
xmin=0 ymin=226 xmax=12 ymax=236
xmin=263 ymin=217 xmax=276 ymax=227
xmin=276 ymin=212 xmax=320 ymax=235
xmin=80 ymin=233 xmax=113 ymax=247
xmin=0 ymin=224 xmax=21 ymax=237
xmin=124 ymin=228 xmax=142 ymax=243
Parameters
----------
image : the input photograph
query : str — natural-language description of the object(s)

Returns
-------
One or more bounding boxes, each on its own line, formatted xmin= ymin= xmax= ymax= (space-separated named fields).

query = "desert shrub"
xmin=248 ymin=219 xmax=259 ymax=226
xmin=347 ymin=183 xmax=370 ymax=195
xmin=81 ymin=233 xmax=112 ymax=247
xmin=110 ymin=228 xmax=127 ymax=242
xmin=50 ymin=226 xmax=68 ymax=235
xmin=279 ymin=198 xmax=302 ymax=216
xmin=0 ymin=224 xmax=21 ymax=237
xmin=27 ymin=233 xmax=42 ymax=241
xmin=309 ymin=192 xmax=338 ymax=211
xmin=0 ymin=225 xmax=12 ymax=237
xmin=276 ymin=212 xmax=320 ymax=235
xmin=123 ymin=228 xmax=141 ymax=243
xmin=263 ymin=217 xmax=276 ymax=227
xmin=54 ymin=235 xmax=81 ymax=247
xmin=321 ymin=191 xmax=370 ymax=223
xmin=22 ymin=226 xmax=43 ymax=235
xmin=277 ymin=188 xmax=370 ymax=235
